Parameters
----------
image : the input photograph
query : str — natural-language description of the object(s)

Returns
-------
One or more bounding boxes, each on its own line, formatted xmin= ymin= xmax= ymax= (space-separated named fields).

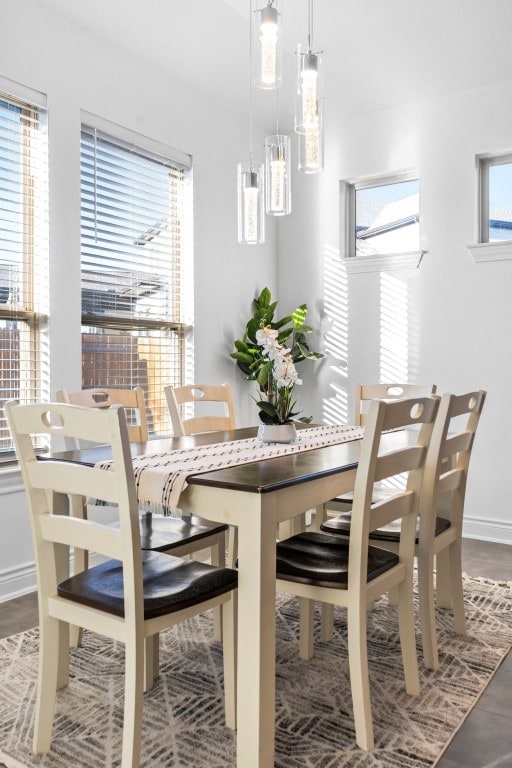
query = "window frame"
xmin=467 ymin=152 xmax=512 ymax=263
xmin=79 ymin=113 xmax=193 ymax=437
xmin=0 ymin=82 xmax=49 ymax=461
xmin=341 ymin=169 xmax=424 ymax=274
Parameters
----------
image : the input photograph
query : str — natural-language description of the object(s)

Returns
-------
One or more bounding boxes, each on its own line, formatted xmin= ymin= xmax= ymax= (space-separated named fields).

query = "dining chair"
xmin=164 ymin=382 xmax=238 ymax=565
xmin=318 ymin=382 xmax=437 ymax=524
xmin=321 ymin=389 xmax=486 ymax=670
xmin=5 ymin=400 xmax=237 ymax=767
xmin=56 ymin=387 xmax=229 ymax=653
xmin=275 ymin=394 xmax=440 ymax=751
xmin=165 ymin=383 xmax=237 ymax=437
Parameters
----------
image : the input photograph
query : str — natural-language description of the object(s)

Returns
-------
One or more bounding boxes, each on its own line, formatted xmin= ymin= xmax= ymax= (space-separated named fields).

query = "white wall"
xmin=0 ymin=0 xmax=277 ymax=599
xmin=279 ymin=78 xmax=512 ymax=545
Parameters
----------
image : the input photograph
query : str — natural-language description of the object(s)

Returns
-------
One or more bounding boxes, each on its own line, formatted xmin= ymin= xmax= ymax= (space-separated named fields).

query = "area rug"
xmin=0 ymin=574 xmax=510 ymax=768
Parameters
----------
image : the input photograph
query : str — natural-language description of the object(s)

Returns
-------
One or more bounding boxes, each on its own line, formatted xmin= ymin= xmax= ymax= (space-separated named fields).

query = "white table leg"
xmin=236 ymin=494 xmax=277 ymax=768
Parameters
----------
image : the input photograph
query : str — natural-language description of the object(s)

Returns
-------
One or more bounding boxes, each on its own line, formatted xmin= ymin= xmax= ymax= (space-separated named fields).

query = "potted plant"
xmin=230 ymin=287 xmax=323 ymax=441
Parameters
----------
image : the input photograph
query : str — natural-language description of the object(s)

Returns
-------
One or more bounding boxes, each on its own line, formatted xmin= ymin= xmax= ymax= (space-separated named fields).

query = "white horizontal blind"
xmin=0 ymin=92 xmax=49 ymax=456
xmin=80 ymin=125 xmax=191 ymax=436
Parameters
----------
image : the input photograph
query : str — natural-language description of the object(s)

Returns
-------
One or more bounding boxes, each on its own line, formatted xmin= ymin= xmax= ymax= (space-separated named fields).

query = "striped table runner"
xmin=99 ymin=424 xmax=364 ymax=513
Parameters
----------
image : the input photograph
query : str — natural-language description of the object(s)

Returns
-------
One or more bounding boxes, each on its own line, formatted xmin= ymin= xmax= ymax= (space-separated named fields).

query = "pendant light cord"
xmin=249 ymin=0 xmax=254 ymax=169
xmin=308 ymin=0 xmax=314 ymax=53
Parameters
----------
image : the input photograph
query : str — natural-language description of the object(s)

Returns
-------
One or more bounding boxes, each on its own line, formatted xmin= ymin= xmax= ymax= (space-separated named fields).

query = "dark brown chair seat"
xmin=276 ymin=531 xmax=399 ymax=589
xmin=58 ymin=550 xmax=238 ymax=619
xmin=109 ymin=513 xmax=229 ymax=552
xmin=320 ymin=513 xmax=451 ymax=543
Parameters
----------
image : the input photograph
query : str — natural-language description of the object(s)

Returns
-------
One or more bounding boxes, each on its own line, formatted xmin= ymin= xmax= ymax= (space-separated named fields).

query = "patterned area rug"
xmin=0 ymin=574 xmax=510 ymax=768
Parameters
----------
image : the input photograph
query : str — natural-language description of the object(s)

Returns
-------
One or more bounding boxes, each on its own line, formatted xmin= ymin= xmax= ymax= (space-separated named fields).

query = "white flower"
xmin=255 ymin=326 xmax=279 ymax=350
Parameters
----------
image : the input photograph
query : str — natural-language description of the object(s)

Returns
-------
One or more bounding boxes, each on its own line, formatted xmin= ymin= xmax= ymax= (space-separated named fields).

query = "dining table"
xmin=44 ymin=423 xmax=411 ymax=768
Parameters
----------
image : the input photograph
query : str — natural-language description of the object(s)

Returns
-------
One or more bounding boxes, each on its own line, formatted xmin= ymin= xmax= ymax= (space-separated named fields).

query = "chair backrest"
xmin=349 ymin=395 xmax=440 ymax=579
xmin=5 ymin=401 xmax=142 ymax=612
xmin=419 ymin=390 xmax=486 ymax=545
xmin=354 ymin=383 xmax=437 ymax=426
xmin=56 ymin=387 xmax=149 ymax=445
xmin=165 ymin=383 xmax=236 ymax=436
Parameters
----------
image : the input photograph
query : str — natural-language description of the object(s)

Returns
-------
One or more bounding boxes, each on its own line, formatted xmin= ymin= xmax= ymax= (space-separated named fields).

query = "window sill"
xmin=342 ymin=250 xmax=425 ymax=274
xmin=467 ymin=241 xmax=512 ymax=263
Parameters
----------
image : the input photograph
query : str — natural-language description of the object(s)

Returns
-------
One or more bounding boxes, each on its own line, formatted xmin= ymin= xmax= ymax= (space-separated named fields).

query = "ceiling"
xmin=40 ymin=0 xmax=512 ymax=126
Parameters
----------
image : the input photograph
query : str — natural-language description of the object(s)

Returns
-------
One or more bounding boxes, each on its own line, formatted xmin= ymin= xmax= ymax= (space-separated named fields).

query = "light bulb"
xmin=304 ymin=130 xmax=320 ymax=171
xmin=243 ymin=184 xmax=260 ymax=243
xmin=270 ymin=159 xmax=285 ymax=212
xmin=301 ymin=67 xmax=318 ymax=131
xmin=260 ymin=20 xmax=278 ymax=87
xmin=256 ymin=5 xmax=279 ymax=89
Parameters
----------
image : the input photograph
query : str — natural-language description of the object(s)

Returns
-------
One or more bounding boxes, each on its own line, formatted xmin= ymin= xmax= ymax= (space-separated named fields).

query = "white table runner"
xmin=98 ymin=424 xmax=364 ymax=513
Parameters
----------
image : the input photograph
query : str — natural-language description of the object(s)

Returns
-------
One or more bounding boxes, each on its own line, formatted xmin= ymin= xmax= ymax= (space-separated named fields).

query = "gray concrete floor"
xmin=0 ymin=538 xmax=511 ymax=767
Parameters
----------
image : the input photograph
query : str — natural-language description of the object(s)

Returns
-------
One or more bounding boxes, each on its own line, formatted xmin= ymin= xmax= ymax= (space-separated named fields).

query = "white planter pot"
xmin=257 ymin=423 xmax=297 ymax=444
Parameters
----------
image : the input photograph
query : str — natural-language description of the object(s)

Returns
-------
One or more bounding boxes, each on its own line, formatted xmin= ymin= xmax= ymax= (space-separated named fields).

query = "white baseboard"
xmin=0 ymin=554 xmax=106 ymax=603
xmin=463 ymin=515 xmax=512 ymax=545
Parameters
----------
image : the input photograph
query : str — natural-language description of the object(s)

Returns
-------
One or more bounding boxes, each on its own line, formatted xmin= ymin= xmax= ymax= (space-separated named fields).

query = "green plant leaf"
xmin=230 ymin=351 xmax=254 ymax=364
xmin=257 ymin=361 xmax=272 ymax=388
xmin=258 ymin=287 xmax=272 ymax=308
xmin=291 ymin=304 xmax=307 ymax=329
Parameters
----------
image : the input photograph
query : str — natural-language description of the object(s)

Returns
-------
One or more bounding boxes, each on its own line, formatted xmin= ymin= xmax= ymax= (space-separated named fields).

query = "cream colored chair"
xmin=165 ymin=383 xmax=236 ymax=437
xmin=56 ymin=387 xmax=229 ymax=650
xmin=5 ymin=400 xmax=237 ymax=768
xmin=275 ymin=395 xmax=440 ymax=751
xmin=317 ymin=382 xmax=437 ymax=523
xmin=321 ymin=390 xmax=486 ymax=670
xmin=165 ymin=382 xmax=238 ymax=565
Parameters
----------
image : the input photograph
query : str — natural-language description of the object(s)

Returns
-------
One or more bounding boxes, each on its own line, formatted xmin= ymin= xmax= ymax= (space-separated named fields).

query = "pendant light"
xmin=238 ymin=0 xmax=265 ymax=245
xmin=265 ymin=90 xmax=291 ymax=215
xmin=253 ymin=1 xmax=282 ymax=90
xmin=295 ymin=0 xmax=324 ymax=174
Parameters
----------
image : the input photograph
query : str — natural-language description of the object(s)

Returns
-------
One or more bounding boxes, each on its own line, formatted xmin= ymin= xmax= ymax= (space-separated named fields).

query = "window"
xmin=479 ymin=155 xmax=512 ymax=243
xmin=80 ymin=122 xmax=192 ymax=436
xmin=346 ymin=174 xmax=420 ymax=258
xmin=0 ymin=90 xmax=49 ymax=457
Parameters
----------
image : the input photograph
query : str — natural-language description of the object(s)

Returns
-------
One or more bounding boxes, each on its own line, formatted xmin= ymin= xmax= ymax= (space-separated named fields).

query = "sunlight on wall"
xmin=322 ymin=244 xmax=349 ymax=424
xmin=380 ymin=272 xmax=408 ymax=381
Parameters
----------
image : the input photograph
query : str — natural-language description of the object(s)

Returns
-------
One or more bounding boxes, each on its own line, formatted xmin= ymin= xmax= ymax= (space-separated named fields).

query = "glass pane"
xmin=82 ymin=327 xmax=184 ymax=436
xmin=355 ymin=179 xmax=419 ymax=256
xmin=489 ymin=162 xmax=512 ymax=242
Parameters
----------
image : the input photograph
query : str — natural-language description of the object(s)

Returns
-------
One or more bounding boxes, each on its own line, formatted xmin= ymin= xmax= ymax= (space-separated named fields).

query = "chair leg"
xmin=33 ymin=615 xmax=61 ymax=754
xmin=144 ymin=634 xmax=159 ymax=692
xmin=418 ymin=552 xmax=439 ymax=671
xmin=222 ymin=592 xmax=237 ymax=730
xmin=211 ymin=532 xmax=226 ymax=642
xmin=320 ymin=603 xmax=334 ymax=642
xmin=347 ymin=601 xmax=374 ymax=751
xmin=387 ymin=586 xmax=398 ymax=606
xmin=435 ymin=548 xmax=452 ymax=609
xmin=122 ymin=634 xmax=144 ymax=768
xmin=299 ymin=597 xmax=315 ymax=660
xmin=448 ymin=540 xmax=467 ymax=636
xmin=397 ymin=575 xmax=421 ymax=690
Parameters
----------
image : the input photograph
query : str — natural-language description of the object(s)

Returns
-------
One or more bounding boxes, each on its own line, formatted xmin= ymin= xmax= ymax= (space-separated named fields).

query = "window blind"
xmin=80 ymin=125 xmax=191 ymax=436
xmin=0 ymin=93 xmax=49 ymax=456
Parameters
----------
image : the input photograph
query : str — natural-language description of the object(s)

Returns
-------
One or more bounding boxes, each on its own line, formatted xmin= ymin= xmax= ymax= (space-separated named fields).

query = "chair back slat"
xmin=165 ymin=383 xmax=236 ymax=436
xmin=355 ymin=382 xmax=437 ymax=426
xmin=56 ymin=387 xmax=148 ymax=445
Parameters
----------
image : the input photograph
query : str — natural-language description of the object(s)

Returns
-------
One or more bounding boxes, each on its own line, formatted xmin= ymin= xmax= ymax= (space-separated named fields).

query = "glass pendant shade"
xmin=237 ymin=162 xmax=265 ymax=244
xmin=265 ymin=135 xmax=291 ymax=215
xmin=253 ymin=2 xmax=282 ymax=89
xmin=298 ymin=99 xmax=324 ymax=174
xmin=294 ymin=43 xmax=322 ymax=134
